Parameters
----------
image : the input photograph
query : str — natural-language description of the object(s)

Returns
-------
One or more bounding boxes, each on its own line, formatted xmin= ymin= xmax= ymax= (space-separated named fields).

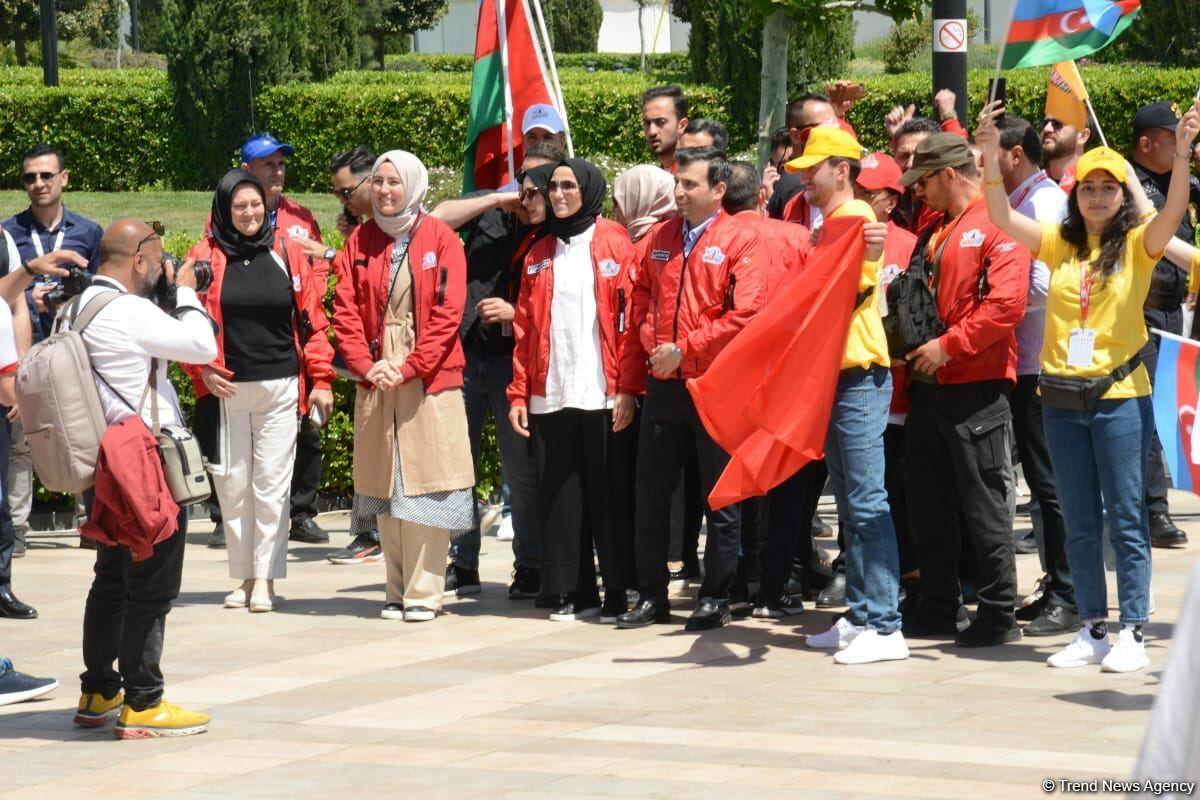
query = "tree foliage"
xmin=548 ymin=0 xmax=603 ymax=54
xmin=1093 ymin=0 xmax=1200 ymax=68
xmin=308 ymin=0 xmax=359 ymax=80
xmin=359 ymin=0 xmax=448 ymax=69
xmin=162 ymin=0 xmax=311 ymax=188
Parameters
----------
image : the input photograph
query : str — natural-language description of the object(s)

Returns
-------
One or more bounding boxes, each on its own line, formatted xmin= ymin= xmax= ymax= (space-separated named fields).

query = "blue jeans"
xmin=1043 ymin=396 xmax=1153 ymax=624
xmin=824 ymin=368 xmax=900 ymax=633
xmin=450 ymin=350 xmax=540 ymax=571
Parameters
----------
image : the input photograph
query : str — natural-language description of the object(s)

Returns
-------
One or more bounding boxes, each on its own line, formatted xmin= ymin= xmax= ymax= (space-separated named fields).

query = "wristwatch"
xmin=322 ymin=247 xmax=337 ymax=261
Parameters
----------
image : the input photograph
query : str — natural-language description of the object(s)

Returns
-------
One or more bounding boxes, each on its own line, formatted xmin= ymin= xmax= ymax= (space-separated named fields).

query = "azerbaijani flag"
xmin=1002 ymin=0 xmax=1141 ymax=70
xmin=463 ymin=0 xmax=559 ymax=193
xmin=1151 ymin=330 xmax=1200 ymax=493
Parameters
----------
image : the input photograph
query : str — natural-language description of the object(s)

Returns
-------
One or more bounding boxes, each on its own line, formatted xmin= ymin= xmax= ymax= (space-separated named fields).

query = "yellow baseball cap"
xmin=784 ymin=127 xmax=863 ymax=172
xmin=1075 ymin=146 xmax=1128 ymax=185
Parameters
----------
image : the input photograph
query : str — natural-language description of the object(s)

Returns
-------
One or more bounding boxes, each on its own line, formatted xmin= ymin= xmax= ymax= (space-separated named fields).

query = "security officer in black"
xmin=1131 ymin=101 xmax=1199 ymax=549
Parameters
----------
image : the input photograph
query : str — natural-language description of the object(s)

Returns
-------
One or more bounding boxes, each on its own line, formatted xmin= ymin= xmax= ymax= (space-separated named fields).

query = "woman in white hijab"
xmin=331 ymin=150 xmax=475 ymax=622
xmin=612 ymin=165 xmax=677 ymax=262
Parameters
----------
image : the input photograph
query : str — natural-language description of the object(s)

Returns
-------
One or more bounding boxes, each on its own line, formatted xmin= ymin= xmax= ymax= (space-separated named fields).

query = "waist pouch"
xmin=1038 ymin=355 xmax=1141 ymax=412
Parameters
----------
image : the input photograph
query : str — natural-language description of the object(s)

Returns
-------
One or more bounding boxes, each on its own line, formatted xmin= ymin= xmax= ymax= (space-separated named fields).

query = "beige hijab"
xmin=614 ymin=165 xmax=677 ymax=242
xmin=371 ymin=150 xmax=429 ymax=240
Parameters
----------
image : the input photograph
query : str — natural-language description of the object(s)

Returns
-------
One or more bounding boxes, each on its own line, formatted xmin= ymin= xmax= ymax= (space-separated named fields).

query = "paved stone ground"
xmin=0 ymin=489 xmax=1197 ymax=800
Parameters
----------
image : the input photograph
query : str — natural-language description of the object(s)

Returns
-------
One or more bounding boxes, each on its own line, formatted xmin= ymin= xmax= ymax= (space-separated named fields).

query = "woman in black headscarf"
xmin=185 ymin=169 xmax=335 ymax=614
xmin=507 ymin=158 xmax=645 ymax=623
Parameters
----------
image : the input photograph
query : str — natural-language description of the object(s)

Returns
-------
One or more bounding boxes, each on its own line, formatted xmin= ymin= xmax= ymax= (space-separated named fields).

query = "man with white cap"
xmin=521 ymin=103 xmax=566 ymax=153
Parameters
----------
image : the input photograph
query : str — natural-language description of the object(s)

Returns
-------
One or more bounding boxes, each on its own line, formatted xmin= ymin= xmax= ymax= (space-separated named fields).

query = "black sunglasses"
xmin=1040 ymin=118 xmax=1065 ymax=132
xmin=335 ymin=174 xmax=369 ymax=200
xmin=21 ymin=169 xmax=63 ymax=185
xmin=136 ymin=220 xmax=165 ymax=253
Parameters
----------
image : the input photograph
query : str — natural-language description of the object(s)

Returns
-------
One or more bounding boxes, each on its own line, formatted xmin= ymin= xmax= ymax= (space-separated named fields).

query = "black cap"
xmin=1131 ymin=102 xmax=1182 ymax=132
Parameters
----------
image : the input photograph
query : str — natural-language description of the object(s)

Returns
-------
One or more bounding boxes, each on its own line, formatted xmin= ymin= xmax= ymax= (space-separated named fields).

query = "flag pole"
xmin=497 ymin=0 xmax=517 ymax=184
xmin=530 ymin=0 xmax=573 ymax=157
xmin=1083 ymin=92 xmax=1108 ymax=148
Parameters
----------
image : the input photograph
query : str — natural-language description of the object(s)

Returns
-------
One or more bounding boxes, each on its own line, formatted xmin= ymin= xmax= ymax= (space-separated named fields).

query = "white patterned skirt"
xmin=352 ymin=438 xmax=474 ymax=534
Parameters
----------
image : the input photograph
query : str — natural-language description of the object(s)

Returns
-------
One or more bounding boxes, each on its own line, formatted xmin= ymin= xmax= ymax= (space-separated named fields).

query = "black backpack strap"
xmin=1109 ymin=353 xmax=1142 ymax=383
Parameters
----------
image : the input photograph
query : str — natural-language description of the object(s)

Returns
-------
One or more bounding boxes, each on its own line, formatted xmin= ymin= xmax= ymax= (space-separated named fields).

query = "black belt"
xmin=840 ymin=364 xmax=888 ymax=380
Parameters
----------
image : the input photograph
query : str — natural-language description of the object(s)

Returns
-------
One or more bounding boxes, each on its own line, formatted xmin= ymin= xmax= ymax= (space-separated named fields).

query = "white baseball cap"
xmin=521 ymin=103 xmax=565 ymax=135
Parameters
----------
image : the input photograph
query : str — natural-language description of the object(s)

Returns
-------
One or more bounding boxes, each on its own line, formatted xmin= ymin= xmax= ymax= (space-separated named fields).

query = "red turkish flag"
xmin=687 ymin=216 xmax=866 ymax=509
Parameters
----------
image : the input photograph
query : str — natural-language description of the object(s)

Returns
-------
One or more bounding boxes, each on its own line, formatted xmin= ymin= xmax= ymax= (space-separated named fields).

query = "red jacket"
xmin=925 ymin=196 xmax=1030 ymax=385
xmin=332 ymin=214 xmax=467 ymax=393
xmin=509 ymin=218 xmax=645 ymax=408
xmin=631 ymin=219 xmax=672 ymax=280
xmin=880 ymin=221 xmax=919 ymax=417
xmin=631 ymin=210 xmax=767 ymax=379
xmin=206 ymin=196 xmax=328 ymax=282
xmin=80 ymin=417 xmax=179 ymax=562
xmin=731 ymin=210 xmax=810 ymax=291
xmin=184 ymin=235 xmax=335 ymax=414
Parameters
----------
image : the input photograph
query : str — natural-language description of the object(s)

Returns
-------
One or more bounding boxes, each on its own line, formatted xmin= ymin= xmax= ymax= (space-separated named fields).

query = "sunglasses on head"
xmin=136 ymin=221 xmax=165 ymax=253
xmin=21 ymin=169 xmax=62 ymax=185
xmin=335 ymin=174 xmax=369 ymax=200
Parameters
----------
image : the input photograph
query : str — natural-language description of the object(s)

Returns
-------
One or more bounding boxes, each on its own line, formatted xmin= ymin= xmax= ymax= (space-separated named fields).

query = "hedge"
xmin=384 ymin=51 xmax=691 ymax=75
xmin=844 ymin=64 xmax=1200 ymax=157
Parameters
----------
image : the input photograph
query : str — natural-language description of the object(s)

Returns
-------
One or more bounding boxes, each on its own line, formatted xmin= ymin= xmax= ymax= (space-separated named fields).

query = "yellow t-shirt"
xmin=1037 ymin=221 xmax=1161 ymax=399
xmin=830 ymin=200 xmax=890 ymax=371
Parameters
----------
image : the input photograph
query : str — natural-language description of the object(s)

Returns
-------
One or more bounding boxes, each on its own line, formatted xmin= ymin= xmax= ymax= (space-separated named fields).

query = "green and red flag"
xmin=463 ymin=0 xmax=559 ymax=192
xmin=1001 ymin=0 xmax=1141 ymax=70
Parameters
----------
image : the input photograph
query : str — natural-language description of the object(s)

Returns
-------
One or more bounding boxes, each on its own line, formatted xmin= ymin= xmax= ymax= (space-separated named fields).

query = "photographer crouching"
xmin=64 ymin=220 xmax=217 ymax=738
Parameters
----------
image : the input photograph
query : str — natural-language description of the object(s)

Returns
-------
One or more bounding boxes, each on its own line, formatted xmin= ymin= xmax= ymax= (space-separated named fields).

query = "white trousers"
xmin=211 ymin=377 xmax=299 ymax=581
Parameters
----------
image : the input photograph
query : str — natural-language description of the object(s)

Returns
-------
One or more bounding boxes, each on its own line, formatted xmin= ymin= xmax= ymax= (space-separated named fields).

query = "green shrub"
xmin=0 ymin=66 xmax=166 ymax=85
xmin=384 ymin=51 xmax=692 ymax=75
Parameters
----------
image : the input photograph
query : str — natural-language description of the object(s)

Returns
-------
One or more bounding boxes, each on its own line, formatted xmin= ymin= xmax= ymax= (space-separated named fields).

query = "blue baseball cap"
xmin=241 ymin=132 xmax=296 ymax=162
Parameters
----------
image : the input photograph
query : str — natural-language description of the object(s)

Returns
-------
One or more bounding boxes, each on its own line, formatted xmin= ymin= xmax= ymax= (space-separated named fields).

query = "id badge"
xmin=1067 ymin=328 xmax=1096 ymax=367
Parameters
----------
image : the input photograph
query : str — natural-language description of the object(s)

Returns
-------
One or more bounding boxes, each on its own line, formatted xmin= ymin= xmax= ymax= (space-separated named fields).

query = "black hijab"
xmin=548 ymin=158 xmax=606 ymax=242
xmin=210 ymin=168 xmax=275 ymax=260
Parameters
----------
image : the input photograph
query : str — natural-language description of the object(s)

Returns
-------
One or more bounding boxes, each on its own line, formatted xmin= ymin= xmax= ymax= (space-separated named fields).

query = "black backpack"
xmin=883 ymin=225 xmax=946 ymax=359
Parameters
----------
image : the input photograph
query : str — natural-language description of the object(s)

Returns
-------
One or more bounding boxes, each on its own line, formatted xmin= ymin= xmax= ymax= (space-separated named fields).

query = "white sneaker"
xmin=223 ymin=588 xmax=247 ymax=609
xmin=1100 ymin=629 xmax=1149 ymax=673
xmin=1047 ymin=629 xmax=1110 ymax=668
xmin=806 ymin=617 xmax=864 ymax=650
xmin=834 ymin=629 xmax=909 ymax=665
xmin=380 ymin=603 xmax=404 ymax=620
xmin=496 ymin=516 xmax=515 ymax=541
xmin=404 ymin=606 xmax=437 ymax=622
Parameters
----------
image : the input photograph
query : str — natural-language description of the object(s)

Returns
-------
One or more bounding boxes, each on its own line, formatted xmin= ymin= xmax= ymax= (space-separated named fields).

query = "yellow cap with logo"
xmin=1074 ymin=146 xmax=1128 ymax=185
xmin=784 ymin=127 xmax=863 ymax=172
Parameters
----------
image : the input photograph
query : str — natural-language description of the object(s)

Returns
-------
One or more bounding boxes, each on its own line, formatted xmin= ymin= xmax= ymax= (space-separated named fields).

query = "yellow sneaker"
xmin=114 ymin=699 xmax=210 ymax=740
xmin=73 ymin=691 xmax=123 ymax=727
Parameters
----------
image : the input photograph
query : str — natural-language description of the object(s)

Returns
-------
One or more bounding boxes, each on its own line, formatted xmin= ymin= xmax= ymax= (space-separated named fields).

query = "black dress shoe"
xmin=1023 ymin=604 xmax=1082 ymax=637
xmin=1014 ymin=532 xmax=1039 ymax=555
xmin=1149 ymin=512 xmax=1188 ymax=549
xmin=903 ymin=605 xmax=969 ymax=638
xmin=956 ymin=619 xmax=1021 ymax=647
xmin=816 ymin=571 xmax=846 ymax=608
xmin=0 ymin=591 xmax=37 ymax=620
xmin=1015 ymin=592 xmax=1048 ymax=622
xmin=206 ymin=523 xmax=226 ymax=550
xmin=288 ymin=517 xmax=329 ymax=544
xmin=615 ymin=598 xmax=671 ymax=628
xmin=684 ymin=598 xmax=731 ymax=631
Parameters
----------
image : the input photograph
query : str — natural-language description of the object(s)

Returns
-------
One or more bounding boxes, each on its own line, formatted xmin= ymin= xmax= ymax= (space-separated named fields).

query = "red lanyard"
xmin=1079 ymin=259 xmax=1092 ymax=325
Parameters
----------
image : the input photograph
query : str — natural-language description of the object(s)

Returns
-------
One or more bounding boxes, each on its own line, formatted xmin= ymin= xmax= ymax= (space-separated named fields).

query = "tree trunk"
xmin=637 ymin=0 xmax=646 ymax=71
xmin=374 ymin=32 xmax=385 ymax=70
xmin=756 ymin=10 xmax=794 ymax=167
xmin=14 ymin=30 xmax=26 ymax=66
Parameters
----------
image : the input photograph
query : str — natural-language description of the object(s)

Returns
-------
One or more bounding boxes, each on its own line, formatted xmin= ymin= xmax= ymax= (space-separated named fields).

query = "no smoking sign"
xmin=933 ymin=18 xmax=968 ymax=54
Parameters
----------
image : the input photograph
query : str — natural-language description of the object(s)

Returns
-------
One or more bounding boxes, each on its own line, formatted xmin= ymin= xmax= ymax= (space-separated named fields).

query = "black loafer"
xmin=288 ymin=517 xmax=329 ymax=544
xmin=206 ymin=523 xmax=226 ymax=549
xmin=956 ymin=620 xmax=1022 ymax=648
xmin=903 ymin=605 xmax=969 ymax=638
xmin=615 ymin=598 xmax=672 ymax=628
xmin=1149 ymin=512 xmax=1188 ymax=549
xmin=0 ymin=591 xmax=37 ymax=620
xmin=816 ymin=572 xmax=846 ymax=608
xmin=1023 ymin=604 xmax=1082 ymax=637
xmin=1014 ymin=532 xmax=1039 ymax=555
xmin=684 ymin=598 xmax=731 ymax=631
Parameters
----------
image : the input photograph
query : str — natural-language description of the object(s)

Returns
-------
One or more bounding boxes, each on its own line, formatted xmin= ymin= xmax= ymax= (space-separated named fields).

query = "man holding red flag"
xmin=779 ymin=128 xmax=908 ymax=664
xmin=897 ymin=133 xmax=1030 ymax=648
xmin=615 ymin=147 xmax=767 ymax=632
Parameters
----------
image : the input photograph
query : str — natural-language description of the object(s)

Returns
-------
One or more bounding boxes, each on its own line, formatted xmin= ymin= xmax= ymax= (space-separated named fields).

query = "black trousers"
xmin=0 ymin=409 xmax=13 ymax=591
xmin=289 ymin=416 xmax=323 ymax=521
xmin=761 ymin=460 xmax=824 ymax=596
xmin=883 ymin=424 xmax=917 ymax=576
xmin=668 ymin=451 xmax=702 ymax=569
xmin=1141 ymin=308 xmax=1179 ymax=514
xmin=530 ymin=408 xmax=635 ymax=601
xmin=1011 ymin=375 xmax=1075 ymax=609
xmin=906 ymin=381 xmax=1017 ymax=628
xmin=634 ymin=378 xmax=741 ymax=602
xmin=80 ymin=510 xmax=187 ymax=710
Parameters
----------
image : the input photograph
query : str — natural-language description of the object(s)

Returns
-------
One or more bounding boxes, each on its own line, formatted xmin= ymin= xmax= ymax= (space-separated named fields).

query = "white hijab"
xmin=613 ymin=164 xmax=677 ymax=242
xmin=371 ymin=150 xmax=429 ymax=240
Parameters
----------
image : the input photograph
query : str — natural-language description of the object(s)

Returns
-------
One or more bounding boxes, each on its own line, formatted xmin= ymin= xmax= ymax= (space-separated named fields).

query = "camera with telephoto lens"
xmin=152 ymin=256 xmax=212 ymax=311
xmin=42 ymin=267 xmax=94 ymax=311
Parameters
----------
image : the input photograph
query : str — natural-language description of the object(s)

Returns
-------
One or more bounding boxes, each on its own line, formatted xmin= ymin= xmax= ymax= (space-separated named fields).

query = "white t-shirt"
xmin=530 ymin=225 xmax=610 ymax=415
xmin=1009 ymin=170 xmax=1067 ymax=376
xmin=0 ymin=299 xmax=16 ymax=375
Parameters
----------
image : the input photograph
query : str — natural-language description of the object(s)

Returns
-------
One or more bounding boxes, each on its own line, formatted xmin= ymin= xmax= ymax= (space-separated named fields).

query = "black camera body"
xmin=152 ymin=257 xmax=213 ymax=310
xmin=43 ymin=267 xmax=94 ymax=310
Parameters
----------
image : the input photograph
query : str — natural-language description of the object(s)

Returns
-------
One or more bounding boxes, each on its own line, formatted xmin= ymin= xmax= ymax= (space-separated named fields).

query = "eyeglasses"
xmin=1040 ymin=118 xmax=1065 ymax=132
xmin=548 ymin=179 xmax=579 ymax=194
xmin=21 ymin=169 xmax=63 ymax=185
xmin=335 ymin=174 xmax=369 ymax=200
xmin=136 ymin=220 xmax=165 ymax=254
